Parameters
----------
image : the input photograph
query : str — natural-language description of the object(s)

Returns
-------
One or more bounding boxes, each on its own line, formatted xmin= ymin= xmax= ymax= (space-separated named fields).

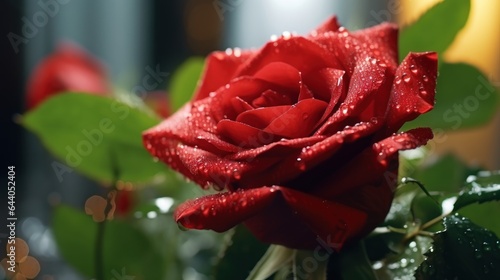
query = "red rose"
xmin=143 ymin=17 xmax=437 ymax=250
xmin=26 ymin=42 xmax=110 ymax=109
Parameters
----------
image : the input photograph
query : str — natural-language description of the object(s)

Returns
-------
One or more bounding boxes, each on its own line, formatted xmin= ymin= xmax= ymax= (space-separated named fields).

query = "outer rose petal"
xmin=175 ymin=186 xmax=367 ymax=250
xmin=384 ymin=52 xmax=438 ymax=132
xmin=314 ymin=127 xmax=434 ymax=198
xmin=175 ymin=187 xmax=279 ymax=232
xmin=235 ymin=36 xmax=342 ymax=77
xmin=193 ymin=49 xmax=254 ymax=101
xmin=352 ymin=22 xmax=399 ymax=70
xmin=309 ymin=16 xmax=342 ymax=35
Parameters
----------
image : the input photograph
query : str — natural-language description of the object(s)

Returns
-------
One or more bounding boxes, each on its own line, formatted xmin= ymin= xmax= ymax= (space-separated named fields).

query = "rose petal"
xmin=298 ymin=82 xmax=314 ymax=101
xmin=303 ymin=68 xmax=345 ymax=103
xmin=235 ymin=36 xmax=342 ymax=77
xmin=309 ymin=16 xmax=342 ymax=35
xmin=217 ymin=119 xmax=277 ymax=148
xmin=315 ymin=57 xmax=390 ymax=135
xmin=254 ymin=62 xmax=301 ymax=92
xmin=175 ymin=185 xmax=367 ymax=250
xmin=252 ymin=89 xmax=293 ymax=107
xmin=236 ymin=120 xmax=380 ymax=189
xmin=384 ymin=52 xmax=438 ymax=132
xmin=194 ymin=49 xmax=254 ymax=101
xmin=353 ymin=23 xmax=399 ymax=70
xmin=278 ymin=187 xmax=367 ymax=250
xmin=231 ymin=96 xmax=254 ymax=115
xmin=236 ymin=105 xmax=291 ymax=129
xmin=174 ymin=187 xmax=279 ymax=232
xmin=313 ymin=127 xmax=433 ymax=198
xmin=210 ymin=76 xmax=286 ymax=121
xmin=264 ymin=99 xmax=328 ymax=138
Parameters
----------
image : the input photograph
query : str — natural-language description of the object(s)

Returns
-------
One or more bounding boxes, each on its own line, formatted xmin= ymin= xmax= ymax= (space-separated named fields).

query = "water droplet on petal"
xmin=232 ymin=169 xmax=241 ymax=180
xmin=423 ymin=75 xmax=429 ymax=82
xmin=404 ymin=76 xmax=411 ymax=83
xmin=410 ymin=64 xmax=418 ymax=74
xmin=377 ymin=151 xmax=386 ymax=161
xmin=296 ymin=158 xmax=306 ymax=171
xmin=282 ymin=31 xmax=292 ymax=40
xmin=341 ymin=106 xmax=349 ymax=115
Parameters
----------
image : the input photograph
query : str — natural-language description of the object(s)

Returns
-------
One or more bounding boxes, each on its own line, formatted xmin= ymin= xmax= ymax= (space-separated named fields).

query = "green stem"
xmin=95 ymin=191 xmax=114 ymax=280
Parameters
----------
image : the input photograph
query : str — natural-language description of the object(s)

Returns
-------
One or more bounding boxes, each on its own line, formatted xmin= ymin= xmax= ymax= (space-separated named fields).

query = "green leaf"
xmin=52 ymin=205 xmax=165 ymax=279
xmin=375 ymin=236 xmax=433 ymax=280
xmin=22 ymin=93 xmax=166 ymax=183
xmin=399 ymin=0 xmax=470 ymax=61
xmin=382 ymin=182 xmax=421 ymax=228
xmin=415 ymin=214 xmax=500 ymax=279
xmin=413 ymin=234 xmax=453 ymax=279
xmin=291 ymin=250 xmax=328 ymax=280
xmin=169 ymin=57 xmax=205 ymax=111
xmin=404 ymin=63 xmax=499 ymax=131
xmin=329 ymin=241 xmax=377 ymax=280
xmin=214 ymin=226 xmax=269 ymax=280
xmin=246 ymin=245 xmax=295 ymax=280
xmin=411 ymin=154 xmax=476 ymax=193
xmin=411 ymin=192 xmax=442 ymax=224
xmin=454 ymin=171 xmax=500 ymax=211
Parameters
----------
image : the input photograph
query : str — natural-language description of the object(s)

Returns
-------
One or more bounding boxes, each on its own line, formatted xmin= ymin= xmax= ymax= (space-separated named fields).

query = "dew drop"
xmin=232 ymin=169 xmax=241 ymax=180
xmin=483 ymin=242 xmax=492 ymax=252
xmin=240 ymin=199 xmax=248 ymax=207
xmin=341 ymin=106 xmax=350 ymax=115
xmin=410 ymin=64 xmax=418 ymax=74
xmin=419 ymin=87 xmax=428 ymax=96
xmin=400 ymin=258 xmax=408 ymax=268
xmin=395 ymin=76 xmax=402 ymax=84
xmin=282 ymin=31 xmax=292 ymax=40
xmin=202 ymin=208 xmax=210 ymax=216
xmin=377 ymin=151 xmax=386 ymax=161
xmin=423 ymin=75 xmax=429 ymax=82
xmin=475 ymin=249 xmax=483 ymax=259
xmin=404 ymin=76 xmax=411 ymax=83
xmin=233 ymin=48 xmax=242 ymax=57
xmin=296 ymin=157 xmax=306 ymax=171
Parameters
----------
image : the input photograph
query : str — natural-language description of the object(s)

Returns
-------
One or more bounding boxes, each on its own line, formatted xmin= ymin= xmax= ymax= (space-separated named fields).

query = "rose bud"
xmin=26 ymin=42 xmax=110 ymax=109
xmin=143 ymin=17 xmax=437 ymax=250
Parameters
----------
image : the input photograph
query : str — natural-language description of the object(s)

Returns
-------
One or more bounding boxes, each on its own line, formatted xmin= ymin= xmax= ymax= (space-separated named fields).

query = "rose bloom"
xmin=143 ymin=17 xmax=437 ymax=250
xmin=26 ymin=42 xmax=110 ymax=109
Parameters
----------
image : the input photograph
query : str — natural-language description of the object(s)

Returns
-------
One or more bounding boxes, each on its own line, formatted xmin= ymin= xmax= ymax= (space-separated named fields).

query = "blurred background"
xmin=1 ymin=0 xmax=498 ymax=279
